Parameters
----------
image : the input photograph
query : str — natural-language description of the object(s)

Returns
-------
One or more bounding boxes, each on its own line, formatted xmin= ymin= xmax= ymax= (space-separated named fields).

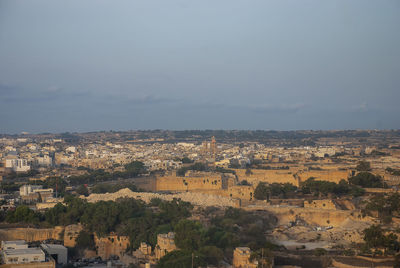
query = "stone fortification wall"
xmin=334 ymin=199 xmax=356 ymax=210
xmin=195 ymin=186 xmax=254 ymax=201
xmin=234 ymin=169 xmax=300 ymax=186
xmin=246 ymin=206 xmax=370 ymax=227
xmin=304 ymin=199 xmax=338 ymax=210
xmin=155 ymin=232 xmax=177 ymax=259
xmin=95 ymin=234 xmax=130 ymax=260
xmin=85 ymin=188 xmax=240 ymax=207
xmin=156 ymin=174 xmax=223 ymax=191
xmin=226 ymin=185 xmax=254 ymax=201
xmin=0 ymin=227 xmax=64 ymax=242
xmin=331 ymin=256 xmax=394 ymax=268
xmin=234 ymin=169 xmax=350 ymax=187
xmin=63 ymin=224 xmax=83 ymax=247
xmin=297 ymin=170 xmax=350 ymax=184
xmin=132 ymin=177 xmax=157 ymax=191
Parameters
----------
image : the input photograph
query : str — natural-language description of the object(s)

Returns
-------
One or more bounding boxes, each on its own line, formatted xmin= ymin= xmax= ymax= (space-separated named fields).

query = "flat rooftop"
xmin=3 ymin=248 xmax=44 ymax=256
xmin=41 ymin=244 xmax=67 ymax=250
xmin=2 ymin=240 xmax=26 ymax=245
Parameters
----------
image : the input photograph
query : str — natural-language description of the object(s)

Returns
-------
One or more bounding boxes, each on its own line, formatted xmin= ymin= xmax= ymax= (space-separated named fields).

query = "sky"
xmin=0 ymin=0 xmax=399 ymax=134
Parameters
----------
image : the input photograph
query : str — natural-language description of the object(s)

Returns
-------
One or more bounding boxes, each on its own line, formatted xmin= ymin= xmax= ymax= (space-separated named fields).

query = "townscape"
xmin=1 ymin=130 xmax=400 ymax=267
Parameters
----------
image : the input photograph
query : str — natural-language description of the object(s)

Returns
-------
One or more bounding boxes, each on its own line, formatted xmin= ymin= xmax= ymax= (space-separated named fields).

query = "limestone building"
xmin=233 ymin=247 xmax=258 ymax=268
xmin=155 ymin=232 xmax=177 ymax=259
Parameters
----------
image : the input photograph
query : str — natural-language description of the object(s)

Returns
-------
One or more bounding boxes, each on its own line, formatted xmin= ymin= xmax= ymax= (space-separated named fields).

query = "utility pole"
xmin=261 ymin=248 xmax=264 ymax=268
xmin=192 ymin=252 xmax=194 ymax=268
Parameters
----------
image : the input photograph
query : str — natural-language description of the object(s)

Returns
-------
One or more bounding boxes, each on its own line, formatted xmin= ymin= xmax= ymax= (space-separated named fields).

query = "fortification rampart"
xmin=297 ymin=170 xmax=350 ymax=184
xmin=304 ymin=199 xmax=338 ymax=210
xmin=95 ymin=234 xmax=130 ymax=260
xmin=0 ymin=227 xmax=64 ymax=242
xmin=245 ymin=206 xmax=371 ymax=227
xmin=234 ymin=169 xmax=351 ymax=187
xmin=156 ymin=174 xmax=223 ymax=191
xmin=331 ymin=256 xmax=394 ymax=268
xmin=195 ymin=186 xmax=254 ymax=201
xmin=234 ymin=169 xmax=300 ymax=186
xmin=63 ymin=224 xmax=83 ymax=247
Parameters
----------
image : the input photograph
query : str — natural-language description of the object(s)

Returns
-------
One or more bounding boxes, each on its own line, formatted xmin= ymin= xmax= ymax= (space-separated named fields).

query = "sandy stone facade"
xmin=63 ymin=224 xmax=83 ymax=247
xmin=304 ymin=199 xmax=338 ymax=210
xmin=94 ymin=234 xmax=130 ymax=260
xmin=156 ymin=173 xmax=224 ymax=191
xmin=0 ymin=227 xmax=64 ymax=243
xmin=233 ymin=247 xmax=258 ymax=268
xmin=155 ymin=232 xmax=177 ymax=259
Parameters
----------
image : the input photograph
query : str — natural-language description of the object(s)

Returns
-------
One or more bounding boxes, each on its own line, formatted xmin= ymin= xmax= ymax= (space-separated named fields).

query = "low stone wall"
xmin=331 ymin=256 xmax=394 ymax=268
xmin=364 ymin=188 xmax=395 ymax=193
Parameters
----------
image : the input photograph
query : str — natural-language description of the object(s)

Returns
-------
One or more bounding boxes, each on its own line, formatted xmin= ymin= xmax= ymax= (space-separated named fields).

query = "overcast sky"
xmin=0 ymin=0 xmax=399 ymax=134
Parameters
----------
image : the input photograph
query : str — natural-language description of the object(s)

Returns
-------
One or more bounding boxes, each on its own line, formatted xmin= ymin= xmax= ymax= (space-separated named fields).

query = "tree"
xmin=174 ymin=220 xmax=204 ymax=251
xmin=199 ymin=246 xmax=223 ymax=266
xmin=76 ymin=185 xmax=89 ymax=196
xmin=44 ymin=177 xmax=67 ymax=196
xmin=6 ymin=205 xmax=41 ymax=225
xmin=301 ymin=177 xmax=364 ymax=197
xmin=349 ymin=172 xmax=385 ymax=188
xmin=250 ymin=248 xmax=273 ymax=267
xmin=239 ymin=180 xmax=251 ymax=186
xmin=44 ymin=203 xmax=66 ymax=226
xmin=124 ymin=161 xmax=146 ymax=176
xmin=314 ymin=248 xmax=327 ymax=256
xmin=75 ymin=230 xmax=95 ymax=250
xmin=254 ymin=182 xmax=269 ymax=200
xmin=176 ymin=167 xmax=187 ymax=177
xmin=181 ymin=157 xmax=193 ymax=164
xmin=363 ymin=225 xmax=387 ymax=248
xmin=362 ymin=224 xmax=399 ymax=254
xmin=158 ymin=250 xmax=205 ymax=268
xmin=356 ymin=161 xmax=371 ymax=172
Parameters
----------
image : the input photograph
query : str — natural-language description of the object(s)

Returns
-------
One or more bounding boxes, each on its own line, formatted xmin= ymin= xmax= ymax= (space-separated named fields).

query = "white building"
xmin=65 ymin=146 xmax=76 ymax=153
xmin=1 ymin=241 xmax=46 ymax=265
xmin=41 ymin=244 xmax=68 ymax=265
xmin=20 ymin=185 xmax=43 ymax=196
xmin=36 ymin=155 xmax=53 ymax=166
xmin=1 ymin=240 xmax=28 ymax=250
xmin=5 ymin=158 xmax=30 ymax=172
xmin=2 ymin=248 xmax=46 ymax=264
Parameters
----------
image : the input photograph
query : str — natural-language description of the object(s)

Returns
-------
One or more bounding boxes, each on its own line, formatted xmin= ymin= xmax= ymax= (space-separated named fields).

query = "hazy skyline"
xmin=0 ymin=0 xmax=399 ymax=134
